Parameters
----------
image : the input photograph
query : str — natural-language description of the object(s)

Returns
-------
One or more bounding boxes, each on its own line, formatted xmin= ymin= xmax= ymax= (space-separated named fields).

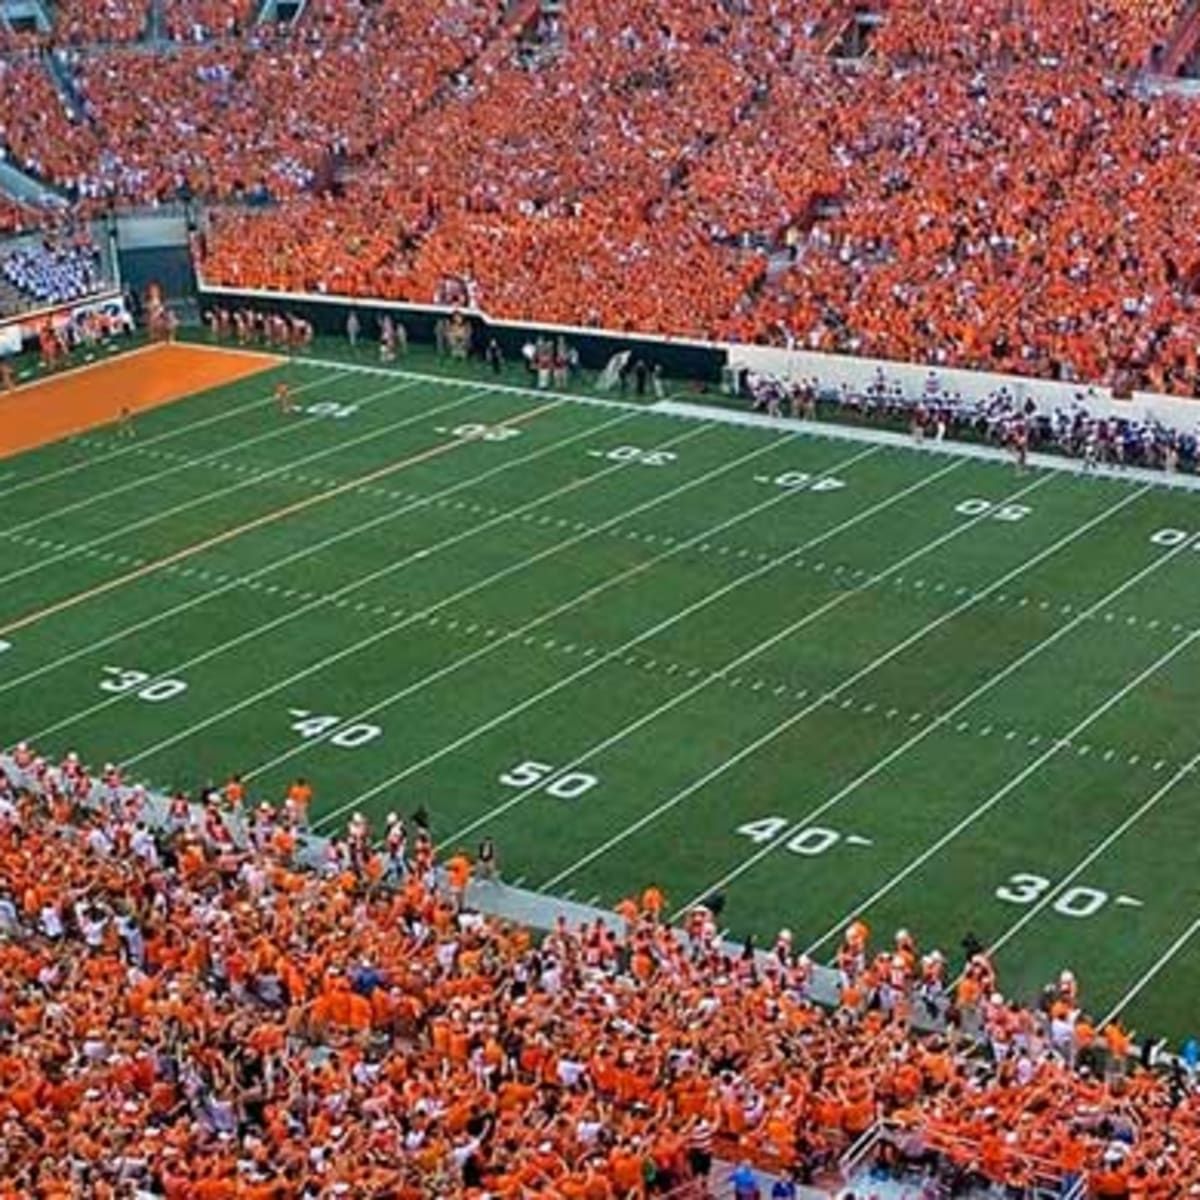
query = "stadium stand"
xmin=194 ymin=0 xmax=1200 ymax=394
xmin=0 ymin=2 xmax=1193 ymax=394
xmin=0 ymin=197 xmax=35 ymax=236
xmin=870 ymin=0 xmax=1192 ymax=68
xmin=0 ymin=744 xmax=1196 ymax=1198
xmin=0 ymin=231 xmax=102 ymax=304
xmin=0 ymin=54 xmax=98 ymax=190
xmin=161 ymin=0 xmax=259 ymax=42
xmin=53 ymin=0 xmax=152 ymax=45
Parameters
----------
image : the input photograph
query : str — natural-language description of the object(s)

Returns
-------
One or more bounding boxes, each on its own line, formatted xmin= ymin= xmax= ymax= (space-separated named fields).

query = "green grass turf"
xmin=4 ymin=348 xmax=1200 ymax=1046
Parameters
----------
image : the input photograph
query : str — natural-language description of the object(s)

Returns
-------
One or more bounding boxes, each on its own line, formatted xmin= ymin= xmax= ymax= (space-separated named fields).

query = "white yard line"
xmin=117 ymin=432 xmax=826 ymax=782
xmin=0 ymin=379 xmax=478 ymax=592
xmin=0 ymin=368 xmax=342 ymax=520
xmin=800 ymin=619 xmax=1200 ymax=959
xmin=0 ymin=411 xmax=647 ymax=700
xmin=986 ymin=742 xmax=1200 ymax=962
xmin=544 ymin=474 xmax=1147 ymax=892
xmin=670 ymin=489 xmax=1180 ymax=922
xmin=0 ymin=352 xmax=307 ymax=505
xmin=1101 ymin=911 xmax=1200 ymax=1026
xmin=320 ymin=453 xmax=967 ymax=834
xmin=19 ymin=408 xmax=675 ymax=741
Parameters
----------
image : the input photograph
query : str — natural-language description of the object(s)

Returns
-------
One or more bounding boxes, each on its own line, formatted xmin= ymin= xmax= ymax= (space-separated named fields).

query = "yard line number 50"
xmin=499 ymin=759 xmax=599 ymax=800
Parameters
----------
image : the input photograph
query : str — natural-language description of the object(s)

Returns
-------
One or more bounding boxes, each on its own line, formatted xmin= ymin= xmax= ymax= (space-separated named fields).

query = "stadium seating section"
xmin=0 ymin=746 xmax=1196 ymax=1198
xmin=0 ymin=233 xmax=102 ymax=305
xmin=0 ymin=2 xmax=1195 ymax=391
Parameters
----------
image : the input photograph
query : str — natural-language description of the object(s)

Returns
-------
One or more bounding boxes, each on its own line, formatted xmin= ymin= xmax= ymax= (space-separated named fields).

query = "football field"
xmin=3 ymin=345 xmax=1200 ymax=1043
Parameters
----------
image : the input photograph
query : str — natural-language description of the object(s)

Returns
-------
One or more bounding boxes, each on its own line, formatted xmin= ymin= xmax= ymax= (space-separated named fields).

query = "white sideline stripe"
xmin=453 ymin=461 xmax=1024 ymax=852
xmin=19 ymin=406 xmax=663 ymax=739
xmin=1102 ymin=912 xmax=1200 ymax=1025
xmin=313 ymin=444 xmax=904 ymax=829
xmin=110 ymin=425 xmax=774 ymax=772
xmin=654 ymin=401 xmax=1200 ymax=492
xmin=540 ymin=472 xmax=1092 ymax=892
xmin=987 ymin=740 xmax=1200 ymax=965
xmin=0 ymin=377 xmax=473 ymax=592
xmin=284 ymin=351 xmax=1200 ymax=494
xmin=674 ymin=487 xmax=1166 ymax=923
xmin=0 ymin=411 xmax=643 ymax=700
xmin=0 ymin=351 xmax=304 ymax=505
xmin=0 ymin=369 xmax=343 ymax=535
xmin=802 ymin=618 xmax=1200 ymax=959
xmin=244 ymin=435 xmax=855 ymax=798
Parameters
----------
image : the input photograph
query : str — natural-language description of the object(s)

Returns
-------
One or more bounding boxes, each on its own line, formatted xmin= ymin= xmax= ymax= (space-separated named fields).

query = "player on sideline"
xmin=275 ymin=379 xmax=294 ymax=414
xmin=116 ymin=405 xmax=136 ymax=438
xmin=1012 ymin=419 xmax=1028 ymax=473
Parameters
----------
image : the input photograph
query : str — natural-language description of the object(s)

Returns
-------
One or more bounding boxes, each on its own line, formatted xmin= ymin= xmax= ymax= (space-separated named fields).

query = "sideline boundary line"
xmin=0 ymin=355 xmax=328 ymax=506
xmin=0 ymin=393 xmax=560 ymax=638
xmin=277 ymin=350 xmax=1200 ymax=493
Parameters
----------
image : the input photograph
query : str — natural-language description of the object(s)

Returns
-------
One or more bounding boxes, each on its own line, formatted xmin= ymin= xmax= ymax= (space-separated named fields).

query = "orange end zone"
xmin=0 ymin=342 xmax=283 ymax=459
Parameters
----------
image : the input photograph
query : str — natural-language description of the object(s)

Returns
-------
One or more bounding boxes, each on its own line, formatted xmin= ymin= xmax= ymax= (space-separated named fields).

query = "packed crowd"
xmin=0 ymin=197 xmax=34 ymax=236
xmin=0 ymin=0 xmax=1197 ymax=392
xmin=197 ymin=0 xmax=1200 ymax=396
xmin=1 ymin=740 xmax=1199 ymax=1198
xmin=871 ymin=0 xmax=1192 ymax=69
xmin=162 ymin=0 xmax=259 ymax=43
xmin=53 ymin=0 xmax=151 ymax=45
xmin=0 ymin=232 xmax=102 ymax=304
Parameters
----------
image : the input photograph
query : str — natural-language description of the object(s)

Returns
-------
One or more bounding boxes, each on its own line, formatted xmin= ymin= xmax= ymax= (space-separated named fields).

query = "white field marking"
xmin=17 ymin=406 xmax=664 ymax=735
xmin=546 ymin=477 xmax=1157 ymax=896
xmin=802 ymin=626 xmax=1200 ymax=959
xmin=0 ymin=374 xmax=452 ymax=590
xmin=678 ymin=488 xmax=1178 ymax=926
xmin=986 ymin=739 xmax=1200 ymax=962
xmin=2 ymin=407 xmax=647 ymax=700
xmin=0 ymin=368 xmax=343 ymax=530
xmin=0 ymin=353 xmax=313 ymax=506
xmin=437 ymin=460 xmax=1018 ymax=850
xmin=253 ymin=440 xmax=881 ymax=803
xmin=313 ymin=445 xmax=907 ymax=829
xmin=258 ymin=349 xmax=1200 ymax=493
xmin=1101 ymin=911 xmax=1200 ymax=1025
xmin=93 ymin=426 xmax=797 ymax=765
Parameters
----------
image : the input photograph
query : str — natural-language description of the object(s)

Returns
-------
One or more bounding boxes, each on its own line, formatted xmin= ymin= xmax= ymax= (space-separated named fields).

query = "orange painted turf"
xmin=0 ymin=343 xmax=281 ymax=458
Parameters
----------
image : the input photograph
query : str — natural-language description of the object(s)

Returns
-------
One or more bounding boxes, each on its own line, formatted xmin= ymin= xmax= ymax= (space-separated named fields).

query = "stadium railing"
xmin=841 ymin=1118 xmax=1083 ymax=1200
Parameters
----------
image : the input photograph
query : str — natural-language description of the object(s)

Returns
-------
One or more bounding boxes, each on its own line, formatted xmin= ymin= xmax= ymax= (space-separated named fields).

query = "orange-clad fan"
xmin=4 ymin=736 xmax=1200 ymax=1198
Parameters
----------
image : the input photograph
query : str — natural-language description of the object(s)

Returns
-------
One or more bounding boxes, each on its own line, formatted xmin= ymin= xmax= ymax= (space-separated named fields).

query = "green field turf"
xmin=3 ymin=348 xmax=1200 ymax=1045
